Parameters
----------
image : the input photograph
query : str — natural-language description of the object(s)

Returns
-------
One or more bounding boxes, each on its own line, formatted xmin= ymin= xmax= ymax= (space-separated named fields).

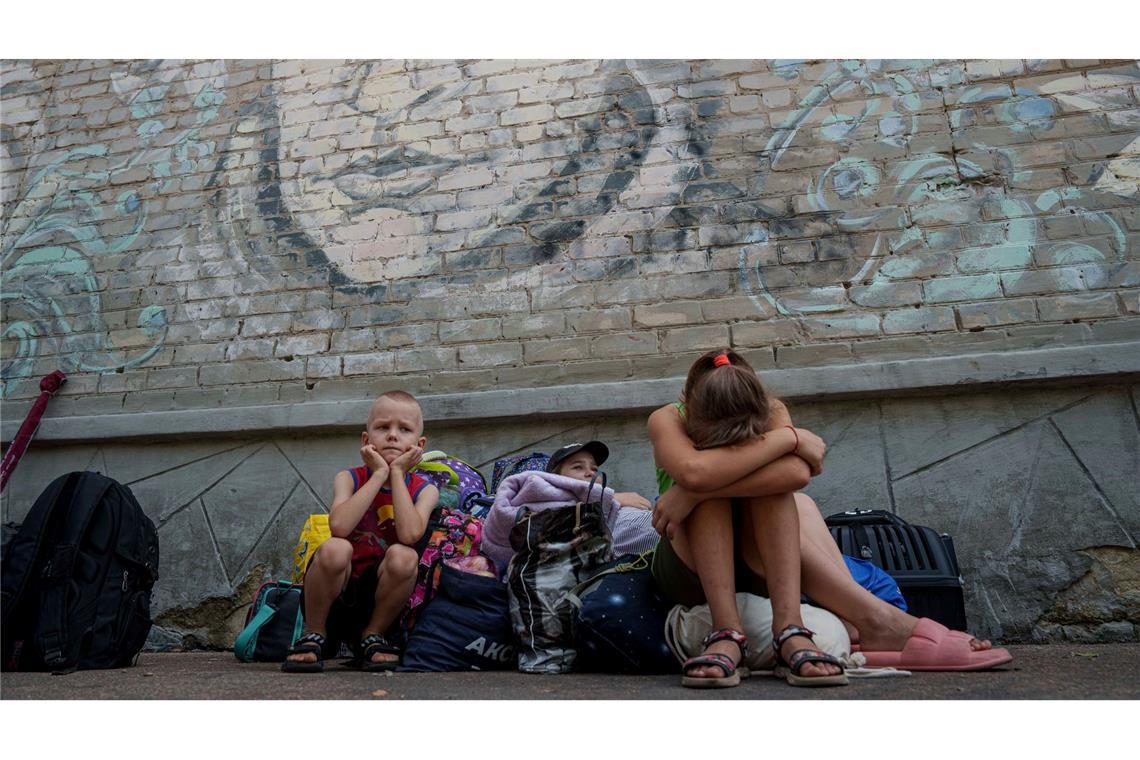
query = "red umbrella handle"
xmin=1 ymin=370 xmax=67 ymax=492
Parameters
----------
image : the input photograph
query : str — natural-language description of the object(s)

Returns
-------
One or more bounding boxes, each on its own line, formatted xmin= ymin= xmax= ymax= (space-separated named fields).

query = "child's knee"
xmin=312 ymin=537 xmax=353 ymax=571
xmin=793 ymin=492 xmax=820 ymax=515
xmin=382 ymin=544 xmax=419 ymax=579
xmin=744 ymin=494 xmax=792 ymax=510
xmin=692 ymin=497 xmax=732 ymax=514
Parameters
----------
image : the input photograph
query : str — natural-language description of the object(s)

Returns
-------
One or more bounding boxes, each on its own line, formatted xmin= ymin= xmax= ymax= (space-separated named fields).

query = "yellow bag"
xmin=290 ymin=514 xmax=331 ymax=584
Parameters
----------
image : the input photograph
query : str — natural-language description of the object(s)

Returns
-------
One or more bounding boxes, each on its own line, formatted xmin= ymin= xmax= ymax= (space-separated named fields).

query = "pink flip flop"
xmin=859 ymin=618 xmax=1013 ymax=671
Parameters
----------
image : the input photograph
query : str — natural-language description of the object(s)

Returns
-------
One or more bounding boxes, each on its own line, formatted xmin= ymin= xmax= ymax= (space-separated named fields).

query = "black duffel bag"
xmin=825 ymin=508 xmax=966 ymax=630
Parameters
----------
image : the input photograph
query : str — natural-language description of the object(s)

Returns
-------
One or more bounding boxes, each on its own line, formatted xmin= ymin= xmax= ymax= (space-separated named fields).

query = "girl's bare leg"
xmin=740 ymin=495 xmax=841 ymax=677
xmin=669 ymin=498 xmax=746 ymax=679
xmin=792 ymin=493 xmax=992 ymax=652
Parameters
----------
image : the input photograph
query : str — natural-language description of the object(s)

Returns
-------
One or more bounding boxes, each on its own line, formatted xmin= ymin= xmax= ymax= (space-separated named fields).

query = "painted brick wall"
xmin=3 ymin=59 xmax=1139 ymax=412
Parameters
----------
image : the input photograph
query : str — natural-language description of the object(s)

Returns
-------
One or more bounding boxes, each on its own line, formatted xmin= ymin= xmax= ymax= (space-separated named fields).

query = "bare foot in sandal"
xmin=856 ymin=609 xmax=993 ymax=653
xmin=682 ymin=628 xmax=749 ymax=687
xmin=359 ymin=632 xmax=400 ymax=671
xmin=778 ymin=633 xmax=843 ymax=678
xmin=773 ymin=625 xmax=847 ymax=687
xmin=687 ymin=638 xmax=743 ymax=679
xmin=282 ymin=631 xmax=327 ymax=673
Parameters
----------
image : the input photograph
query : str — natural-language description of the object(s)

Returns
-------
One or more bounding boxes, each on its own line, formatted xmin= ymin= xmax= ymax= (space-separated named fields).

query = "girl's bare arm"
xmin=647 ymin=403 xmax=799 ymax=492
xmin=651 ymin=455 xmax=811 ymax=539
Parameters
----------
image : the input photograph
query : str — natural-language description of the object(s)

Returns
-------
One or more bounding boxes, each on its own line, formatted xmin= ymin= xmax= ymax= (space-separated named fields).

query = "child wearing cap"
xmin=545 ymin=441 xmax=658 ymax=557
xmin=482 ymin=440 xmax=658 ymax=572
xmin=544 ymin=441 xmax=654 ymax=512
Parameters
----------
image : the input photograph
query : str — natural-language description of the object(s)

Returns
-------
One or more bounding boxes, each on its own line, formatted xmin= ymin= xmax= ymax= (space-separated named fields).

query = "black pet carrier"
xmin=825 ymin=509 xmax=967 ymax=630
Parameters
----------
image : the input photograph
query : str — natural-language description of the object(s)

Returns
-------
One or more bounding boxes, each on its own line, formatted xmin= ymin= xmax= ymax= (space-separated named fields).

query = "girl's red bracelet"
xmin=785 ymin=425 xmax=799 ymax=454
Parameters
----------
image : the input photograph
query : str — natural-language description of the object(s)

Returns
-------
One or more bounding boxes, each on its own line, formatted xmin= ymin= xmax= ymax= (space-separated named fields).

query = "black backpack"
xmin=1 ymin=471 xmax=160 ymax=673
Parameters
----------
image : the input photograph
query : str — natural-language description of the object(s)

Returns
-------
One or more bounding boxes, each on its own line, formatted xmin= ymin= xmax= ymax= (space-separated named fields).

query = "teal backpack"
xmin=234 ymin=581 xmax=304 ymax=662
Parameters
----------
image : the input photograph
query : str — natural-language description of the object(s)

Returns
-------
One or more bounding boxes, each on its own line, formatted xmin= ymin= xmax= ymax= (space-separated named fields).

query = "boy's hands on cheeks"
xmin=360 ymin=444 xmax=390 ymax=482
xmin=793 ymin=427 xmax=827 ymax=476
xmin=652 ymin=486 xmax=697 ymax=539
xmin=388 ymin=446 xmax=424 ymax=476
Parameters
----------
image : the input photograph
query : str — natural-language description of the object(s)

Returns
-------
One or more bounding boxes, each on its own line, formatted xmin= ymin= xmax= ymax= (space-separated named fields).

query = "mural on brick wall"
xmin=202 ymin=58 xmax=1140 ymax=327
xmin=2 ymin=59 xmax=1139 ymax=396
xmin=732 ymin=60 xmax=1139 ymax=316
xmin=1 ymin=60 xmax=227 ymax=391
xmin=211 ymin=60 xmax=658 ymax=297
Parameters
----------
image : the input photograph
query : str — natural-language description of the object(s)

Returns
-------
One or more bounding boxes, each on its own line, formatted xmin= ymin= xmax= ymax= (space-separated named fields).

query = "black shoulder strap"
xmin=36 ymin=472 xmax=113 ymax=672
xmin=1 ymin=472 xmax=81 ymax=622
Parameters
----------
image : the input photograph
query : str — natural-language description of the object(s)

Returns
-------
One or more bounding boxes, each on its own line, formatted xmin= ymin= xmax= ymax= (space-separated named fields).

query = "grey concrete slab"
xmin=200 ymin=446 xmax=301 ymax=581
xmin=81 ymin=447 xmax=107 ymax=475
xmin=275 ymin=437 xmax=359 ymax=509
xmin=127 ymin=442 xmax=263 ymax=524
xmin=428 ymin=418 xmax=589 ymax=469
xmin=894 ymin=417 xmax=1136 ymax=641
xmin=795 ymin=400 xmax=892 ymax=514
xmin=881 ymin=387 xmax=1093 ymax=479
xmin=153 ymin=501 xmax=232 ymax=612
xmin=1020 ymin=424 xmax=1135 ymax=554
xmin=894 ymin=422 xmax=1042 ymax=639
xmin=1 ymin=445 xmax=103 ymax=523
xmin=6 ymin=344 xmax=1139 ymax=445
xmin=231 ymin=474 xmax=328 ymax=585
xmin=1050 ymin=388 xmax=1140 ymax=542
xmin=2 ymin=646 xmax=1138 ymax=700
xmin=108 ymin=440 xmax=258 ymax=491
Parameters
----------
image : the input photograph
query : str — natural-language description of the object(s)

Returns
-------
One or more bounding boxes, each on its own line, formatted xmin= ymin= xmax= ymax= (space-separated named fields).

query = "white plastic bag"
xmin=664 ymin=592 xmax=851 ymax=671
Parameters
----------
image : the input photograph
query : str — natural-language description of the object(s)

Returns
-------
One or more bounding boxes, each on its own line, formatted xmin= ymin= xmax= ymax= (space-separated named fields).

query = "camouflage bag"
xmin=506 ymin=472 xmax=613 ymax=674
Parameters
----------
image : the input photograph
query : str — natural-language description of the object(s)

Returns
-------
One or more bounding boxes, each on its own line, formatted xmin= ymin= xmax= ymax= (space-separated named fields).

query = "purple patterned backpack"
xmin=403 ymin=454 xmax=492 ymax=630
xmin=414 ymin=453 xmax=489 ymax=514
xmin=490 ymin=452 xmax=550 ymax=495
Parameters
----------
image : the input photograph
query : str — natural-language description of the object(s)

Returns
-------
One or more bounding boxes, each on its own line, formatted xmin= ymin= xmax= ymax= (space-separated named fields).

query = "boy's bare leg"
xmin=286 ymin=538 xmax=352 ymax=665
xmin=360 ymin=544 xmax=420 ymax=665
xmin=742 ymin=495 xmax=841 ymax=677
xmin=669 ymin=498 xmax=746 ymax=679
xmin=791 ymin=493 xmax=992 ymax=652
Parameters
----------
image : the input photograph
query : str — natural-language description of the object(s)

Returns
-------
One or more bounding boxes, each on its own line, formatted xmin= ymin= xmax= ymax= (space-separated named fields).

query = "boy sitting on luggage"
xmin=283 ymin=390 xmax=440 ymax=673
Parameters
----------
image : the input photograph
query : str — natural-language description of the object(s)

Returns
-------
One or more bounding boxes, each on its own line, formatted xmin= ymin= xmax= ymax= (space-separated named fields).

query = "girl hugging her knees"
xmin=649 ymin=348 xmax=844 ymax=688
xmin=648 ymin=349 xmax=1011 ymax=689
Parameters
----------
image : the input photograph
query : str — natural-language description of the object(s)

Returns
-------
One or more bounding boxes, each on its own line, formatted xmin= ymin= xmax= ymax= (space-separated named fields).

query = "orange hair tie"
xmin=713 ymin=353 xmax=731 ymax=367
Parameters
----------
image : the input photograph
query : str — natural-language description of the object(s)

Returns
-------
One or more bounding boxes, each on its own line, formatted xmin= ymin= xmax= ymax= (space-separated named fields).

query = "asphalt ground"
xmin=3 ymin=643 xmax=1138 ymax=700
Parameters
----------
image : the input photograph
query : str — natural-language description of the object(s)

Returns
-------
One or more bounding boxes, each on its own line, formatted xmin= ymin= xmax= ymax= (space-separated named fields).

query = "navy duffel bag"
xmin=398 ymin=561 xmax=516 ymax=672
xmin=568 ymin=552 xmax=679 ymax=675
